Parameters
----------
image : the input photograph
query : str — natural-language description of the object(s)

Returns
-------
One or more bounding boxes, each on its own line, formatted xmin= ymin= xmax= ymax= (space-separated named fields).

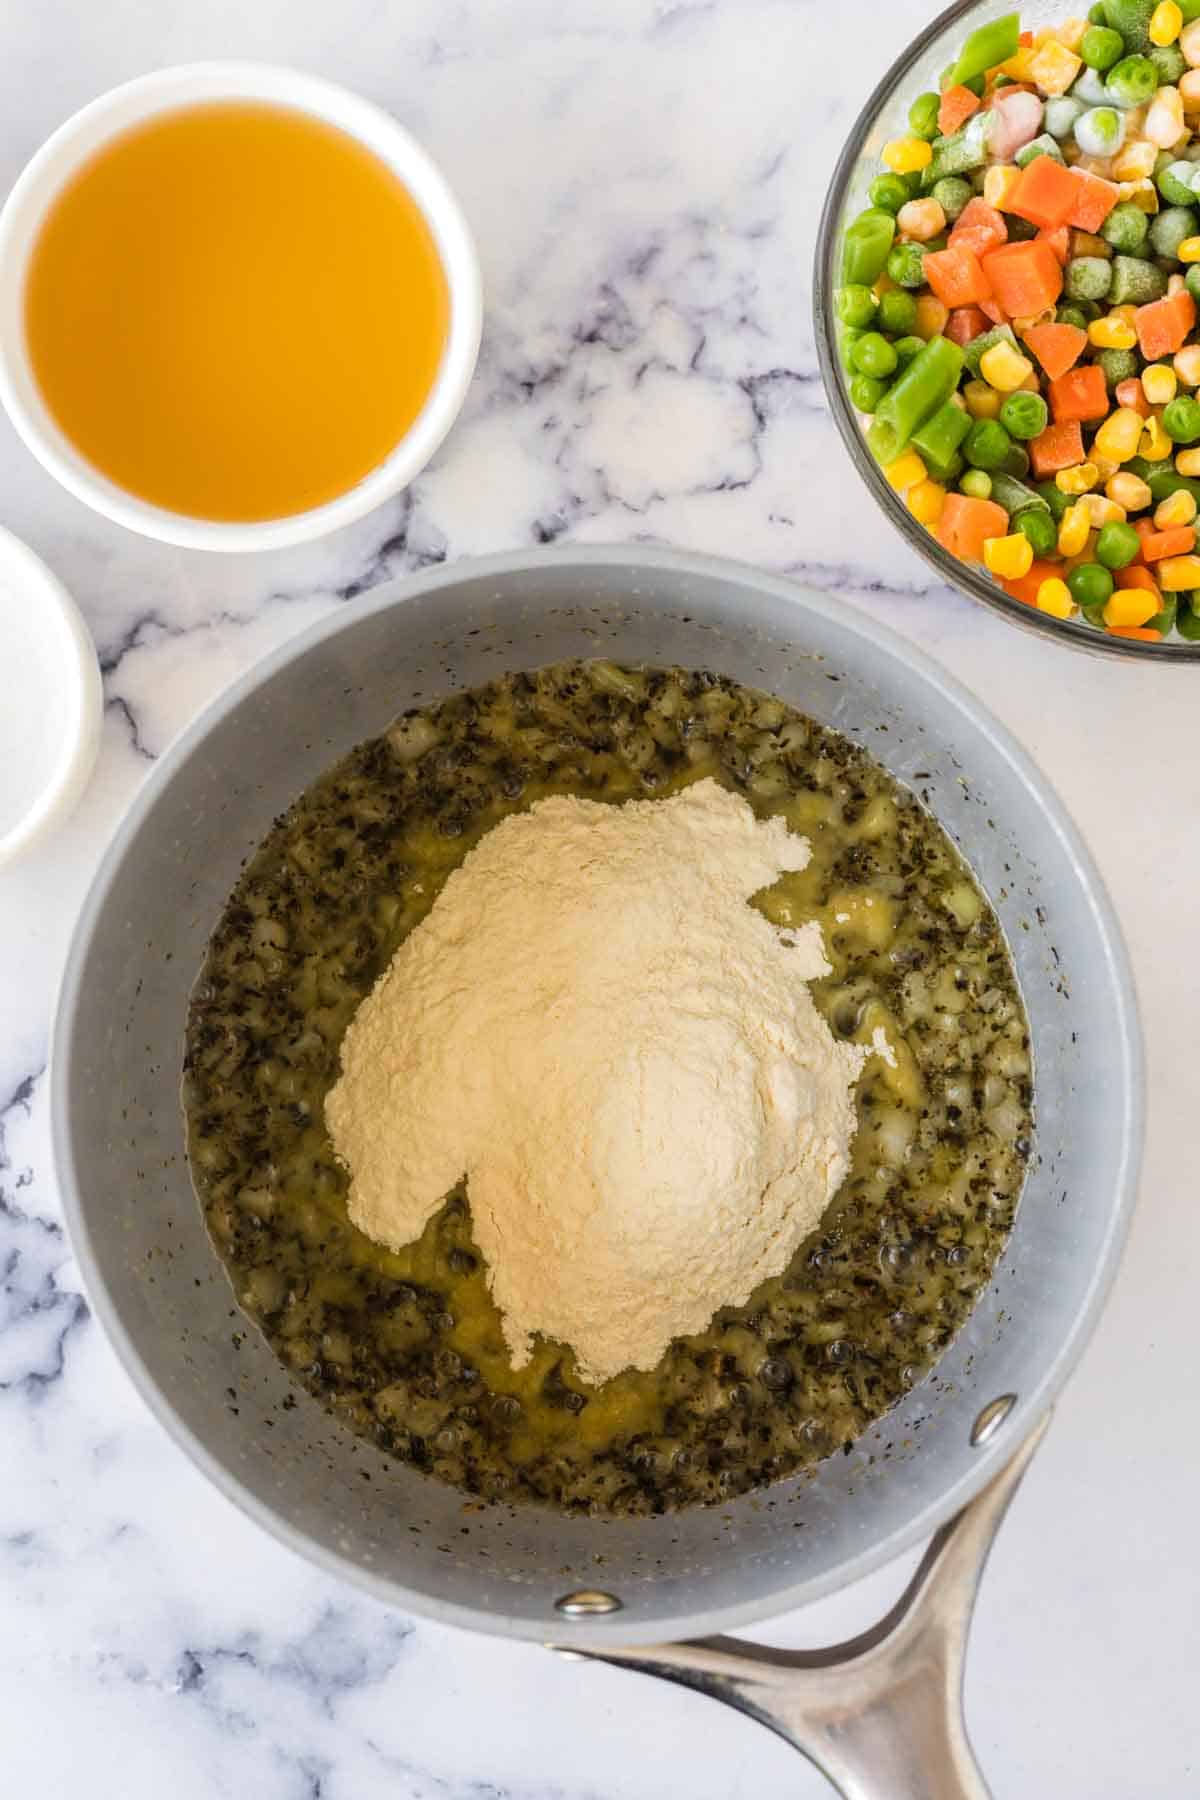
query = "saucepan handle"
xmin=556 ymin=1415 xmax=1050 ymax=1800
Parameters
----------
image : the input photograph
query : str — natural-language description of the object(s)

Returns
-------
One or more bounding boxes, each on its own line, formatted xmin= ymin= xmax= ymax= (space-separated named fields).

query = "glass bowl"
xmin=814 ymin=0 xmax=1200 ymax=662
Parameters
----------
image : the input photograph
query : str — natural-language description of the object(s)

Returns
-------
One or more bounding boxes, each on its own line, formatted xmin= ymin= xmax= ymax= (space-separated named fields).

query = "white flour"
xmin=326 ymin=778 xmax=866 ymax=1385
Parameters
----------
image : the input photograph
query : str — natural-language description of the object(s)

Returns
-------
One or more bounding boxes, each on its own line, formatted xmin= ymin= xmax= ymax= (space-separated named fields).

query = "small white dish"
xmin=0 ymin=526 xmax=101 ymax=868
xmin=0 ymin=63 xmax=482 ymax=553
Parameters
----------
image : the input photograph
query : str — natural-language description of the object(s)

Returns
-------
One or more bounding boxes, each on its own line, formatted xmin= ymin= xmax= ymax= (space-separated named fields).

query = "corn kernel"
xmin=1176 ymin=447 xmax=1200 ymax=474
xmin=1056 ymin=461 xmax=1100 ymax=495
xmin=908 ymin=479 xmax=947 ymax=526
xmin=1104 ymin=588 xmax=1160 ymax=626
xmin=1118 ymin=178 xmax=1160 ymax=213
xmin=1094 ymin=407 xmax=1147 ymax=462
xmin=914 ymin=294 xmax=950 ymax=339
xmin=897 ymin=198 xmax=947 ymax=243
xmin=999 ymin=47 xmax=1038 ymax=81
xmin=1152 ymin=1 xmax=1184 ymax=45
xmin=1175 ymin=344 xmax=1200 ymax=386
xmin=984 ymin=164 xmax=1023 ymax=211
xmin=964 ymin=379 xmax=1002 ymax=420
xmin=1169 ymin=272 xmax=1188 ymax=296
xmin=1036 ymin=577 xmax=1075 ymax=618
xmin=1180 ymin=16 xmax=1200 ymax=62
xmin=1155 ymin=488 xmax=1199 ymax=528
xmin=983 ymin=533 xmax=1035 ymax=579
xmin=1058 ymin=500 xmax=1092 ymax=556
xmin=1108 ymin=471 xmax=1154 ymax=510
xmin=1113 ymin=139 xmax=1160 ymax=181
xmin=1082 ymin=494 xmax=1127 ymax=527
xmin=1070 ymin=230 xmax=1113 ymax=259
xmin=1030 ymin=41 xmax=1083 ymax=95
xmin=1147 ymin=85 xmax=1187 ymax=148
xmin=1055 ymin=15 xmax=1089 ymax=49
xmin=1111 ymin=303 xmax=1139 ymax=326
xmin=883 ymin=137 xmax=933 ymax=175
xmin=1156 ymin=552 xmax=1200 ymax=588
xmin=1092 ymin=454 xmax=1121 ymax=481
xmin=1143 ymin=363 xmax=1179 ymax=406
xmin=884 ymin=451 xmax=927 ymax=491
xmin=1141 ymin=414 xmax=1174 ymax=460
xmin=979 ymin=342 xmax=1035 ymax=392
xmin=1089 ymin=316 xmax=1139 ymax=350
xmin=1181 ymin=68 xmax=1200 ymax=107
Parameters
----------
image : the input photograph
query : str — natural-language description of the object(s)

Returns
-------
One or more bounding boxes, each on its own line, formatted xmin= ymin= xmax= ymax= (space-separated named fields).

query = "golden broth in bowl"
xmin=24 ymin=100 xmax=449 ymax=522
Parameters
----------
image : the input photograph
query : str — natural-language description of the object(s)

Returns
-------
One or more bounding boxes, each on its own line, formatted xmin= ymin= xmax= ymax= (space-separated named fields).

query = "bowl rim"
xmin=812 ymin=0 xmax=1200 ymax=663
xmin=0 ymin=61 xmax=482 ymax=553
xmin=50 ymin=545 xmax=1145 ymax=1641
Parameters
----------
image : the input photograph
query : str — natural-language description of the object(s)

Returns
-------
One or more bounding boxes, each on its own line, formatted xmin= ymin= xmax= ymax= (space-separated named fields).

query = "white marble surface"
xmin=1 ymin=0 xmax=1197 ymax=1793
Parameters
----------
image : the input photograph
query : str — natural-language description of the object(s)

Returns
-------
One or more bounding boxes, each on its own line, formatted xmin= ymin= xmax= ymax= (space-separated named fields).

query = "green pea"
xmin=1066 ymin=256 xmax=1113 ymax=303
xmin=870 ymin=172 xmax=915 ymax=215
xmin=1102 ymin=201 xmax=1150 ymax=254
xmin=851 ymin=332 xmax=899 ymax=379
xmin=1105 ymin=55 xmax=1159 ymax=109
xmin=1177 ymin=597 xmax=1200 ymax=639
xmin=1162 ymin=395 xmax=1200 ymax=442
xmin=1149 ymin=44 xmax=1187 ymax=85
xmin=908 ymin=92 xmax=941 ymax=141
xmin=1098 ymin=346 xmax=1141 ymax=390
xmin=931 ymin=176 xmax=973 ymax=222
xmin=999 ymin=391 xmax=1050 ymax=441
xmin=1016 ymin=508 xmax=1058 ymax=557
xmin=1002 ymin=441 xmax=1031 ymax=480
xmin=1149 ymin=205 xmax=1198 ymax=259
xmin=1144 ymin=593 xmax=1178 ymax=635
xmin=959 ymin=468 xmax=993 ymax=499
xmin=878 ymin=290 xmax=919 ymax=336
xmin=964 ymin=418 xmax=1013 ymax=471
xmin=1080 ymin=25 xmax=1124 ymax=69
xmin=1055 ymin=303 xmax=1091 ymax=330
xmin=1156 ymin=158 xmax=1199 ymax=208
xmin=1038 ymin=481 xmax=1071 ymax=523
xmin=1067 ymin=563 xmax=1115 ymax=610
xmin=1087 ymin=0 xmax=1107 ymax=18
xmin=839 ymin=324 xmax=864 ymax=374
xmin=887 ymin=242 xmax=929 ymax=289
xmin=1095 ymin=520 xmax=1142 ymax=569
xmin=892 ymin=335 xmax=927 ymax=369
xmin=836 ymin=284 xmax=879 ymax=329
xmin=849 ymin=372 xmax=889 ymax=413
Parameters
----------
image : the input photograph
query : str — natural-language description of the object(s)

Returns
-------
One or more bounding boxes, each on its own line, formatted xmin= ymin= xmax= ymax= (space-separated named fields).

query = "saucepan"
xmin=53 ymin=547 xmax=1141 ymax=1798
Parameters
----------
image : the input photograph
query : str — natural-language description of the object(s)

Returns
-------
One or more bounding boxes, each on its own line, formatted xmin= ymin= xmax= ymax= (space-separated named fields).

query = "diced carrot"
xmin=1021 ymin=321 xmax=1087 ymax=381
xmin=923 ymin=245 xmax=994 ymax=309
xmin=938 ymin=83 xmax=982 ymax=136
xmin=997 ymin=559 xmax=1063 ymax=606
xmin=1048 ymin=363 xmax=1109 ymax=424
xmin=1129 ymin=519 xmax=1157 ymax=565
xmin=978 ymin=297 xmax=1010 ymax=326
xmin=1140 ymin=525 xmax=1196 ymax=563
xmin=981 ymin=239 xmax=1064 ymax=317
xmin=1036 ymin=225 xmax=1070 ymax=265
xmin=1117 ymin=564 xmax=1161 ymax=595
xmin=1066 ymin=170 xmax=1120 ymax=234
xmin=1135 ymin=290 xmax=1197 ymax=361
xmin=1108 ymin=626 xmax=1163 ymax=640
xmin=1008 ymin=157 xmax=1081 ymax=229
xmin=1116 ymin=377 xmax=1151 ymax=418
xmin=1018 ymin=27 xmax=1033 ymax=44
xmin=938 ymin=493 xmax=1010 ymax=563
xmin=949 ymin=198 xmax=1009 ymax=259
xmin=946 ymin=305 xmax=990 ymax=347
xmin=1029 ymin=418 xmax=1085 ymax=476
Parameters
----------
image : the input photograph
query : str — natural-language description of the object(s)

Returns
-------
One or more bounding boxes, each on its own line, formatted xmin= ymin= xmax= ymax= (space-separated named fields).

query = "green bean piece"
xmin=836 ymin=284 xmax=879 ymax=329
xmin=1016 ymin=508 xmax=1058 ymax=557
xmin=871 ymin=334 xmax=966 ymax=460
xmin=949 ymin=13 xmax=1020 ymax=86
xmin=1015 ymin=134 xmax=1066 ymax=169
xmin=1144 ymin=593 xmax=1177 ymax=635
xmin=1107 ymin=254 xmax=1167 ymax=305
xmin=909 ymin=92 xmax=941 ymax=141
xmin=1038 ymin=481 xmax=1072 ymax=523
xmin=1098 ymin=346 xmax=1141 ymax=389
xmin=924 ymin=112 xmax=992 ymax=185
xmin=1147 ymin=468 xmax=1200 ymax=505
xmin=1095 ymin=519 xmax=1142 ymax=568
xmin=842 ymin=208 xmax=897 ymax=286
xmin=964 ymin=418 xmax=1013 ymax=471
xmin=963 ymin=323 xmax=1019 ymax=377
xmin=999 ymin=391 xmax=1050 ymax=441
xmin=1156 ymin=158 xmax=1199 ymax=208
xmin=849 ymin=373 xmax=889 ymax=414
xmin=1149 ymin=44 xmax=1187 ymax=84
xmin=1177 ymin=597 xmax=1200 ymax=639
xmin=878 ymin=289 xmax=919 ymax=336
xmin=1066 ymin=256 xmax=1113 ymax=303
xmin=1067 ymin=563 xmax=1115 ymax=610
xmin=931 ymin=176 xmax=973 ymax=221
xmin=886 ymin=242 xmax=929 ymax=289
xmin=1080 ymin=24 xmax=1124 ymax=68
xmin=1103 ymin=201 xmax=1150 ymax=254
xmin=1105 ymin=54 xmax=1159 ymax=107
xmin=892 ymin=335 xmax=927 ymax=369
xmin=1098 ymin=0 xmax=1155 ymax=53
xmin=1149 ymin=205 xmax=1198 ymax=259
xmin=959 ymin=468 xmax=993 ymax=499
xmin=1187 ymin=265 xmax=1200 ymax=305
xmin=941 ymin=451 xmax=966 ymax=485
xmin=1162 ymin=395 xmax=1200 ymax=442
xmin=911 ymin=399 xmax=972 ymax=477
xmin=990 ymin=471 xmax=1049 ymax=516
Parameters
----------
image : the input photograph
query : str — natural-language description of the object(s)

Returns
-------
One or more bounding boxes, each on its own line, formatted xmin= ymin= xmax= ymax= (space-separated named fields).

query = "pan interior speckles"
xmin=51 ymin=547 xmax=1142 ymax=1645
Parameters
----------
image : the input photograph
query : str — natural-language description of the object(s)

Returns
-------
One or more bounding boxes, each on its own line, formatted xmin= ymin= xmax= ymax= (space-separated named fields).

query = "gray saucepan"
xmin=53 ymin=547 xmax=1142 ymax=1796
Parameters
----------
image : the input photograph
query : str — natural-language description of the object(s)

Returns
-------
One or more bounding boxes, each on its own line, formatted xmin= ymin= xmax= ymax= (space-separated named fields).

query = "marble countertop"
xmin=1 ymin=0 xmax=1196 ymax=1794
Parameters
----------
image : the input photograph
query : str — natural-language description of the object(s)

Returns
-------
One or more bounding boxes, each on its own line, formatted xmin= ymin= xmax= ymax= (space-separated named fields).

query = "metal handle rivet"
xmin=971 ymin=1393 xmax=1017 ymax=1446
xmin=554 ymin=1589 xmax=623 ymax=1617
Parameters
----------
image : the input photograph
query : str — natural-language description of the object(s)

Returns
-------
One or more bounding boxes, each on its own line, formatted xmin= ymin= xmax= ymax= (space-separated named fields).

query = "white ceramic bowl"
xmin=0 ymin=63 xmax=482 ymax=552
xmin=0 ymin=525 xmax=101 ymax=868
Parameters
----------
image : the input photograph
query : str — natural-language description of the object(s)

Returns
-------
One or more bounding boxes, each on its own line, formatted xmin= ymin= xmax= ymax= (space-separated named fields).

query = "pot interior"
xmin=55 ymin=550 xmax=1139 ymax=1643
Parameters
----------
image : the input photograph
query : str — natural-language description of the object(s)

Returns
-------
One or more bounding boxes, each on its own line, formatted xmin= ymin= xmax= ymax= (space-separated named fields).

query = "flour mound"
xmin=326 ymin=778 xmax=865 ymax=1386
